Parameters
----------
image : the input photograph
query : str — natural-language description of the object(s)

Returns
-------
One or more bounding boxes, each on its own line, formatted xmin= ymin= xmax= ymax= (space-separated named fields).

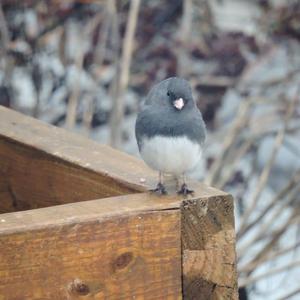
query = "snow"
xmin=210 ymin=0 xmax=261 ymax=35
xmin=11 ymin=68 xmax=36 ymax=109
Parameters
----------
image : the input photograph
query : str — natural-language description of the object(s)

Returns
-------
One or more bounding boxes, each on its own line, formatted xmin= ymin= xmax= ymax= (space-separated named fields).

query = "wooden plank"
xmin=0 ymin=106 xmax=157 ymax=213
xmin=0 ymin=106 xmax=156 ymax=190
xmin=0 ymin=178 xmax=14 ymax=212
xmin=0 ymin=192 xmax=182 ymax=234
xmin=0 ymin=184 xmax=226 ymax=234
xmin=0 ymin=107 xmax=239 ymax=298
xmin=0 ymin=193 xmax=182 ymax=300
xmin=181 ymin=194 xmax=238 ymax=300
xmin=0 ymin=138 xmax=139 ymax=212
xmin=0 ymin=186 xmax=237 ymax=299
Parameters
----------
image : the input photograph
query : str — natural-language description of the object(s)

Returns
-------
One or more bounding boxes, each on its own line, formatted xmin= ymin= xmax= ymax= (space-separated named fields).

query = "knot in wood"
xmin=69 ymin=278 xmax=90 ymax=296
xmin=114 ymin=252 xmax=133 ymax=270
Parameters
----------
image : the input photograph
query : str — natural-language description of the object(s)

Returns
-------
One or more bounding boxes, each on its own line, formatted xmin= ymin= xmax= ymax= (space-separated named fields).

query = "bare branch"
xmin=65 ymin=13 xmax=102 ymax=130
xmin=237 ymin=171 xmax=300 ymax=240
xmin=277 ymin=287 xmax=300 ymax=300
xmin=239 ymin=260 xmax=300 ymax=287
xmin=65 ymin=37 xmax=85 ymax=129
xmin=218 ymin=138 xmax=253 ymax=189
xmin=0 ymin=1 xmax=9 ymax=53
xmin=93 ymin=2 xmax=111 ymax=69
xmin=238 ymin=186 xmax=299 ymax=260
xmin=238 ymin=94 xmax=298 ymax=234
xmin=205 ymin=100 xmax=252 ymax=185
xmin=176 ymin=0 xmax=193 ymax=77
xmin=239 ymin=239 xmax=300 ymax=274
xmin=110 ymin=0 xmax=141 ymax=148
xmin=239 ymin=211 xmax=300 ymax=276
xmin=82 ymin=94 xmax=94 ymax=136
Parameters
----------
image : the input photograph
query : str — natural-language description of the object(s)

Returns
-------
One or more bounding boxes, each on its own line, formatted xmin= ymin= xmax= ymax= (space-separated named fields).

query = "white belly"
xmin=140 ymin=135 xmax=202 ymax=175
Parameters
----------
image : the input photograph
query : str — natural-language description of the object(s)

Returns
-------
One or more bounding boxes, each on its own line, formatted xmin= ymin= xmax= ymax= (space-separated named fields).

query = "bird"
xmin=135 ymin=77 xmax=206 ymax=195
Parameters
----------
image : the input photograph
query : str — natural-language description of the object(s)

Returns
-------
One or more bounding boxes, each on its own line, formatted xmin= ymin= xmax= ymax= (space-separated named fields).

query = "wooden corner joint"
xmin=181 ymin=194 xmax=239 ymax=300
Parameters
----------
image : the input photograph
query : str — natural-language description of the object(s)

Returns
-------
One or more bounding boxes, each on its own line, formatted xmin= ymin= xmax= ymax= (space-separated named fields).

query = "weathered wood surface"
xmin=0 ymin=194 xmax=182 ymax=300
xmin=0 ymin=106 xmax=238 ymax=299
xmin=0 ymin=187 xmax=237 ymax=300
xmin=0 ymin=106 xmax=156 ymax=213
xmin=182 ymin=195 xmax=238 ymax=300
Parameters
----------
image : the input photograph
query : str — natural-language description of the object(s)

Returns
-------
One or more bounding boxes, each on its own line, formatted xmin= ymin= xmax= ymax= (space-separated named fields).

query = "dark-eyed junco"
xmin=135 ymin=77 xmax=206 ymax=195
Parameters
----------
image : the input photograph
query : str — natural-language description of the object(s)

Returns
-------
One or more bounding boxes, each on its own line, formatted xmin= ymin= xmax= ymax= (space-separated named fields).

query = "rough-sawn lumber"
xmin=0 ymin=106 xmax=238 ymax=299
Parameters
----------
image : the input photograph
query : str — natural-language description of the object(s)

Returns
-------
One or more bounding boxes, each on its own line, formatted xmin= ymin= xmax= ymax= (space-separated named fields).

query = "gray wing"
xmin=135 ymin=106 xmax=151 ymax=151
xmin=189 ymin=108 xmax=206 ymax=146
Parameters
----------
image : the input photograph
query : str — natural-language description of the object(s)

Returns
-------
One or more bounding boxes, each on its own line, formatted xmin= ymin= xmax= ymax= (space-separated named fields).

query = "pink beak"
xmin=174 ymin=98 xmax=184 ymax=110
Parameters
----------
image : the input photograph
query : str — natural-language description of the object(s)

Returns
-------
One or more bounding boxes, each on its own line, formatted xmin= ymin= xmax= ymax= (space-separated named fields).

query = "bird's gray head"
xmin=166 ymin=77 xmax=194 ymax=111
xmin=145 ymin=77 xmax=195 ymax=111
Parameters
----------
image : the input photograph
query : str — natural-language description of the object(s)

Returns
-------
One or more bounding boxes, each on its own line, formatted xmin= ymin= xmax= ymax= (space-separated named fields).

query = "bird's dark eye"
xmin=167 ymin=91 xmax=170 ymax=96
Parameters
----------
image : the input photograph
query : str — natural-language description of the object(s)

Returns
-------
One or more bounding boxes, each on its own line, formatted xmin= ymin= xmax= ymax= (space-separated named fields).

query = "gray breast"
xmin=135 ymin=105 xmax=206 ymax=151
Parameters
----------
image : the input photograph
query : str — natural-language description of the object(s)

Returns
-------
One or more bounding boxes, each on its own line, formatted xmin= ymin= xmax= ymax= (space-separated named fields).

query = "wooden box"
xmin=0 ymin=106 xmax=238 ymax=299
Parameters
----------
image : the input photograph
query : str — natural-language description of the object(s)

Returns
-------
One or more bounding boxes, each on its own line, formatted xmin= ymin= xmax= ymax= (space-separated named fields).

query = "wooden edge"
xmin=0 ymin=107 xmax=227 ymax=200
xmin=0 ymin=184 xmax=228 ymax=235
xmin=0 ymin=108 xmax=239 ymax=298
xmin=0 ymin=136 xmax=145 ymax=211
xmin=0 ymin=183 xmax=237 ymax=299
xmin=0 ymin=193 xmax=178 ymax=235
xmin=0 ymin=106 xmax=156 ymax=192
xmin=0 ymin=197 xmax=182 ymax=299
xmin=181 ymin=193 xmax=239 ymax=299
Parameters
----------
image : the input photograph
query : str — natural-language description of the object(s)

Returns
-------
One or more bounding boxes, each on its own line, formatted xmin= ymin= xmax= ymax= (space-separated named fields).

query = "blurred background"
xmin=0 ymin=0 xmax=300 ymax=299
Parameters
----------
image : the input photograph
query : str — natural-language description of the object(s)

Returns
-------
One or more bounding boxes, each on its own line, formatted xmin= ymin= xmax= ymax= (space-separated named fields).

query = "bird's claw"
xmin=177 ymin=183 xmax=194 ymax=196
xmin=150 ymin=182 xmax=167 ymax=195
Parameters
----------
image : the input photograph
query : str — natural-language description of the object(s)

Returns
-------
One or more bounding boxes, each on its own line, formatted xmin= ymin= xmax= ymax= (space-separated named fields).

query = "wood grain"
xmin=0 ymin=106 xmax=156 ymax=213
xmin=0 ymin=107 xmax=239 ymax=299
xmin=0 ymin=106 xmax=156 ymax=190
xmin=181 ymin=195 xmax=238 ymax=300
xmin=0 ymin=138 xmax=138 ymax=213
xmin=0 ymin=194 xmax=182 ymax=300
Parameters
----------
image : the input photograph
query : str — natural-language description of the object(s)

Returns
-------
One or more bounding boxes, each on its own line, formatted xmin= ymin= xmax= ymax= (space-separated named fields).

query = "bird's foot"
xmin=150 ymin=182 xmax=167 ymax=195
xmin=177 ymin=183 xmax=194 ymax=196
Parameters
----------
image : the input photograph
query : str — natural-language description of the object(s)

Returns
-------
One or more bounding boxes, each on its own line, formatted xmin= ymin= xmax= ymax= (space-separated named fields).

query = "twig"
xmin=177 ymin=0 xmax=193 ymax=77
xmin=218 ymin=138 xmax=253 ymax=188
xmin=82 ymin=94 xmax=94 ymax=136
xmin=205 ymin=100 xmax=252 ymax=185
xmin=94 ymin=2 xmax=111 ymax=69
xmin=65 ymin=14 xmax=101 ymax=129
xmin=109 ymin=0 xmax=120 ymax=64
xmin=0 ymin=1 xmax=9 ymax=54
xmin=239 ymin=211 xmax=300 ymax=277
xmin=239 ymin=239 xmax=300 ymax=274
xmin=194 ymin=76 xmax=236 ymax=88
xmin=238 ymin=205 xmax=300 ymax=268
xmin=277 ymin=287 xmax=300 ymax=300
xmin=251 ymin=69 xmax=300 ymax=90
xmin=91 ymin=2 xmax=117 ymax=85
xmin=239 ymin=260 xmax=300 ymax=287
xmin=238 ymin=95 xmax=298 ymax=235
xmin=110 ymin=0 xmax=141 ymax=148
xmin=30 ymin=5 xmax=87 ymax=46
xmin=0 ymin=0 xmax=10 ymax=78
xmin=106 ymin=0 xmax=120 ymax=133
xmin=237 ymin=171 xmax=300 ymax=240
xmin=32 ymin=62 xmax=42 ymax=117
xmin=65 ymin=36 xmax=84 ymax=129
